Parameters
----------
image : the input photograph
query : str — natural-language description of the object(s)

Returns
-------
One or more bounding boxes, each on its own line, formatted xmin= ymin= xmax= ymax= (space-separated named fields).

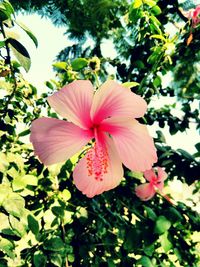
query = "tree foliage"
xmin=0 ymin=0 xmax=199 ymax=266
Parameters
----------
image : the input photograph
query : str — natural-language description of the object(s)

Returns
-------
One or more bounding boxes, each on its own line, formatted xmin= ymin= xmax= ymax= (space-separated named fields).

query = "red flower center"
xmin=150 ymin=176 xmax=160 ymax=185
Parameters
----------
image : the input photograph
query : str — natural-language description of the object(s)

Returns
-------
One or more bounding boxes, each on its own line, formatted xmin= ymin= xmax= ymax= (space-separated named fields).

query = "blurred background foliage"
xmin=0 ymin=0 xmax=200 ymax=266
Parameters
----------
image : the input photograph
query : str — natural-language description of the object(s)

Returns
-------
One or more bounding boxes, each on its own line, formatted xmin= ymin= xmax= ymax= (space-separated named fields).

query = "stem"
xmin=157 ymin=190 xmax=177 ymax=206
xmin=65 ymin=258 xmax=69 ymax=267
xmin=0 ymin=22 xmax=17 ymax=115
xmin=93 ymin=71 xmax=100 ymax=89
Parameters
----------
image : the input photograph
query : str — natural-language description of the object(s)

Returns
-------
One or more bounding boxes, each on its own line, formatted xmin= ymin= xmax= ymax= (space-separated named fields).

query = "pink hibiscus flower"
xmin=135 ymin=167 xmax=167 ymax=201
xmin=184 ymin=5 xmax=200 ymax=28
xmin=30 ymin=80 xmax=157 ymax=197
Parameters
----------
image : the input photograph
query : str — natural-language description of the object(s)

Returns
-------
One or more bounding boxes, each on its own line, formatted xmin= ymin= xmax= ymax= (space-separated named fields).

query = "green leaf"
xmin=27 ymin=214 xmax=39 ymax=235
xmin=3 ymin=0 xmax=15 ymax=15
xmin=144 ymin=206 xmax=157 ymax=221
xmin=107 ymin=259 xmax=115 ymax=267
xmin=33 ymin=251 xmax=47 ymax=267
xmin=150 ymin=16 xmax=161 ymax=27
xmin=60 ymin=189 xmax=71 ymax=202
xmin=154 ymin=216 xmax=171 ymax=234
xmin=124 ymin=228 xmax=141 ymax=250
xmin=177 ymin=149 xmax=194 ymax=160
xmin=143 ymin=0 xmax=156 ymax=7
xmin=0 ymin=40 xmax=5 ymax=48
xmin=166 ymin=207 xmax=183 ymax=223
xmin=45 ymin=81 xmax=54 ymax=89
xmin=18 ymin=129 xmax=30 ymax=137
xmin=150 ymin=16 xmax=162 ymax=34
xmin=0 ymin=3 xmax=11 ymax=21
xmin=134 ymin=60 xmax=145 ymax=69
xmin=152 ymin=5 xmax=162 ymax=15
xmin=2 ymin=192 xmax=25 ymax=218
xmin=0 ymin=213 xmax=10 ymax=232
xmin=53 ymin=61 xmax=67 ymax=70
xmin=9 ymin=214 xmax=27 ymax=237
xmin=7 ymin=166 xmax=19 ymax=178
xmin=50 ymin=254 xmax=63 ymax=267
xmin=153 ymin=75 xmax=162 ymax=87
xmin=159 ymin=231 xmax=172 ymax=252
xmin=15 ymin=20 xmax=38 ymax=47
xmin=71 ymin=58 xmax=88 ymax=71
xmin=0 ymin=237 xmax=14 ymax=259
xmin=133 ymin=0 xmax=143 ymax=9
xmin=43 ymin=236 xmax=64 ymax=251
xmin=122 ymin=81 xmax=139 ymax=88
xmin=68 ymin=254 xmax=75 ymax=263
xmin=195 ymin=142 xmax=200 ymax=152
xmin=144 ymin=243 xmax=155 ymax=257
xmin=51 ymin=206 xmax=65 ymax=218
xmin=7 ymin=38 xmax=31 ymax=72
xmin=63 ymin=210 xmax=73 ymax=224
xmin=12 ymin=174 xmax=38 ymax=191
xmin=0 ymin=184 xmax=11 ymax=205
xmin=151 ymin=34 xmax=166 ymax=42
xmin=156 ymin=130 xmax=166 ymax=143
xmin=23 ymin=175 xmax=38 ymax=186
xmin=137 ymin=256 xmax=154 ymax=267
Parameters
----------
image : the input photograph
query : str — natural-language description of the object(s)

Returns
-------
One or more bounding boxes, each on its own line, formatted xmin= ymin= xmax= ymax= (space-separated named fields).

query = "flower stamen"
xmin=86 ymin=143 xmax=108 ymax=181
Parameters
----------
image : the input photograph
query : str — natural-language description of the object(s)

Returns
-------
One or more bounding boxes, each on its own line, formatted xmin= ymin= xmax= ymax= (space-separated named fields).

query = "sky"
xmin=16 ymin=14 xmax=68 ymax=88
xmin=15 ymin=13 xmax=199 ymax=154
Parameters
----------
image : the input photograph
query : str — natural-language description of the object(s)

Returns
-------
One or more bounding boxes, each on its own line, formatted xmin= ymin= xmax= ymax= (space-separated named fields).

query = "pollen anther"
xmin=86 ymin=143 xmax=108 ymax=181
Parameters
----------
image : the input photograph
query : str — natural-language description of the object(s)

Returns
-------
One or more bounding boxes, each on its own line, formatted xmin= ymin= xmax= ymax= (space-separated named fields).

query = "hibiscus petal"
xmin=157 ymin=167 xmax=167 ymax=181
xmin=48 ymin=80 xmax=93 ymax=129
xmin=30 ymin=117 xmax=93 ymax=165
xmin=143 ymin=169 xmax=156 ymax=182
xmin=135 ymin=183 xmax=155 ymax=201
xmin=90 ymin=80 xmax=147 ymax=124
xmin=101 ymin=118 xmax=157 ymax=172
xmin=73 ymin=134 xmax=123 ymax=198
xmin=193 ymin=6 xmax=200 ymax=17
xmin=155 ymin=181 xmax=164 ymax=191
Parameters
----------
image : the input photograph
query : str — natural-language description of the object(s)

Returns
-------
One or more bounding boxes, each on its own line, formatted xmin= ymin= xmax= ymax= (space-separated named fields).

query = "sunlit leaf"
xmin=12 ymin=174 xmax=38 ymax=191
xmin=151 ymin=34 xmax=166 ymax=42
xmin=2 ymin=192 xmax=25 ymax=218
xmin=60 ymin=189 xmax=71 ymax=201
xmin=133 ymin=0 xmax=143 ymax=9
xmin=3 ymin=0 xmax=15 ymax=15
xmin=154 ymin=216 xmax=171 ymax=234
xmin=152 ymin=5 xmax=162 ymax=15
xmin=0 ymin=237 xmax=14 ymax=258
xmin=71 ymin=58 xmax=88 ymax=71
xmin=9 ymin=215 xmax=27 ymax=237
xmin=122 ymin=81 xmax=139 ymax=88
xmin=143 ymin=0 xmax=156 ymax=7
xmin=53 ymin=61 xmax=67 ymax=70
xmin=15 ymin=20 xmax=38 ymax=47
xmin=7 ymin=38 xmax=31 ymax=72
xmin=159 ymin=231 xmax=173 ymax=252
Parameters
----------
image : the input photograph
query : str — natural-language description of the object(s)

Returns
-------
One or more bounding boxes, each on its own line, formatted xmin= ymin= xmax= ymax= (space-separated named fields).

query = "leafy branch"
xmin=0 ymin=22 xmax=17 ymax=116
